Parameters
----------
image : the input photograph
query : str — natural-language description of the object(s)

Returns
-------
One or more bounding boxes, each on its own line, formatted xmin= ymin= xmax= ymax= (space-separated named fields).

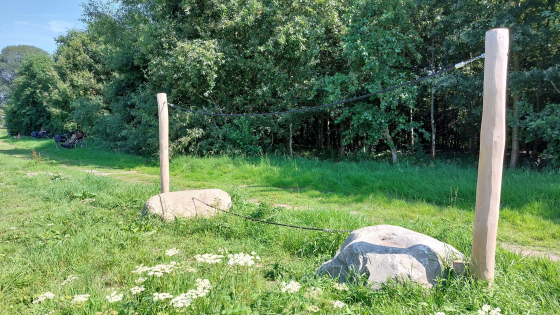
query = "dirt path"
xmin=501 ymin=243 xmax=560 ymax=262
xmin=79 ymin=168 xmax=157 ymax=184
xmin=0 ymin=138 xmax=158 ymax=185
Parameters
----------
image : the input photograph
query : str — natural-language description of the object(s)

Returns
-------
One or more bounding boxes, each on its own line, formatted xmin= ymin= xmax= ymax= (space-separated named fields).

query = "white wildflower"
xmin=185 ymin=287 xmax=208 ymax=299
xmin=332 ymin=300 xmax=346 ymax=309
xmin=307 ymin=305 xmax=320 ymax=313
xmin=106 ymin=291 xmax=123 ymax=303
xmin=217 ymin=248 xmax=228 ymax=254
xmin=184 ymin=266 xmax=197 ymax=272
xmin=133 ymin=262 xmax=176 ymax=277
xmin=251 ymin=251 xmax=256 ymax=255
xmin=9 ymin=227 xmax=16 ymax=230
xmin=333 ymin=283 xmax=349 ymax=291
xmin=171 ymin=294 xmax=193 ymax=308
xmin=195 ymin=254 xmax=224 ymax=264
xmin=478 ymin=305 xmax=502 ymax=315
xmin=255 ymin=256 xmax=261 ymax=261
xmin=130 ymin=285 xmax=145 ymax=295
xmin=146 ymin=230 xmax=156 ymax=235
xmin=61 ymin=275 xmax=78 ymax=286
xmin=71 ymin=294 xmax=90 ymax=303
xmin=33 ymin=292 xmax=55 ymax=304
xmin=135 ymin=277 xmax=147 ymax=284
xmin=195 ymin=279 xmax=212 ymax=290
xmin=227 ymin=253 xmax=255 ymax=266
xmin=153 ymin=292 xmax=173 ymax=301
xmin=45 ymin=311 xmax=55 ymax=315
xmin=165 ymin=248 xmax=180 ymax=256
xmin=132 ymin=264 xmax=152 ymax=274
xmin=184 ymin=279 xmax=212 ymax=299
xmin=147 ymin=262 xmax=176 ymax=277
xmin=281 ymin=281 xmax=302 ymax=293
xmin=307 ymin=287 xmax=323 ymax=298
xmin=435 ymin=312 xmax=446 ymax=315
xmin=47 ymin=223 xmax=54 ymax=226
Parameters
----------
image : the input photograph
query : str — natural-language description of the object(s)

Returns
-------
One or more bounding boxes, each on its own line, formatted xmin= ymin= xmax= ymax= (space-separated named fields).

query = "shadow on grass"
xmin=0 ymin=136 xmax=157 ymax=171
xmin=188 ymin=155 xmax=560 ymax=225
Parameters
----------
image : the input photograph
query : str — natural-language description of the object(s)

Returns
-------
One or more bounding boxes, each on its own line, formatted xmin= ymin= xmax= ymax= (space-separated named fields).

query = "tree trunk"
xmin=510 ymin=53 xmax=520 ymax=169
xmin=384 ymin=127 xmax=398 ymax=164
xmin=431 ymin=86 xmax=436 ymax=160
xmin=430 ymin=44 xmax=436 ymax=160
xmin=531 ymin=82 xmax=542 ymax=157
xmin=326 ymin=119 xmax=331 ymax=148
xmin=318 ymin=115 xmax=324 ymax=149
xmin=289 ymin=123 xmax=293 ymax=158
xmin=410 ymin=107 xmax=415 ymax=150
xmin=339 ymin=123 xmax=345 ymax=158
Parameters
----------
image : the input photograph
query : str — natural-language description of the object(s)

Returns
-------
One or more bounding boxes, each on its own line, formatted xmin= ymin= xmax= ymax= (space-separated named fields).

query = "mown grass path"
xmin=1 ymin=132 xmax=559 ymax=314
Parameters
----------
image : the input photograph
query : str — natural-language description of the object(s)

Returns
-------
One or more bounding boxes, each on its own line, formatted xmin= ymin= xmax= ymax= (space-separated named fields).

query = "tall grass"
xmin=0 ymin=132 xmax=559 ymax=314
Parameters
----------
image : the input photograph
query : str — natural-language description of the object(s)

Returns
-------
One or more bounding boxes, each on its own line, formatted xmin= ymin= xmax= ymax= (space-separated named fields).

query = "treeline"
xmin=3 ymin=0 xmax=560 ymax=166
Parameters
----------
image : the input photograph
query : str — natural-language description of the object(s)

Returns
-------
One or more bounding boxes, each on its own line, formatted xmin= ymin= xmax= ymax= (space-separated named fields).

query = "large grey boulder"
xmin=142 ymin=189 xmax=231 ymax=221
xmin=317 ymin=225 xmax=464 ymax=289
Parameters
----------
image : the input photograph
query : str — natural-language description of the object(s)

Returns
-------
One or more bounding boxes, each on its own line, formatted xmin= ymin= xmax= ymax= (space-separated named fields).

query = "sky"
xmin=0 ymin=0 xmax=86 ymax=54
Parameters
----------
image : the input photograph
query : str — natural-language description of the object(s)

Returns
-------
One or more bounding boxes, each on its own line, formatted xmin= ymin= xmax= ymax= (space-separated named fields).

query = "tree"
xmin=323 ymin=0 xmax=421 ymax=163
xmin=502 ymin=0 xmax=560 ymax=168
xmin=5 ymin=54 xmax=61 ymax=134
xmin=51 ymin=29 xmax=108 ymax=131
xmin=0 ymin=45 xmax=48 ymax=105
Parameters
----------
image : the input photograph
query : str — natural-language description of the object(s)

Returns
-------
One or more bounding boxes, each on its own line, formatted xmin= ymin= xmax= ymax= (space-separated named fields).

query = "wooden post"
xmin=470 ymin=28 xmax=509 ymax=282
xmin=157 ymin=93 xmax=170 ymax=193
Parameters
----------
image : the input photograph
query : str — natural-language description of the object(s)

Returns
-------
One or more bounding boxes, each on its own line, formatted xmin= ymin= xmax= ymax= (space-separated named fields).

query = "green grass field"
xmin=0 ymin=131 xmax=559 ymax=314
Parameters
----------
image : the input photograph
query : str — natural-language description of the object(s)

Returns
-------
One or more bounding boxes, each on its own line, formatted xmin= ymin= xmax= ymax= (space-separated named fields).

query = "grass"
xmin=0 ymin=131 xmax=559 ymax=314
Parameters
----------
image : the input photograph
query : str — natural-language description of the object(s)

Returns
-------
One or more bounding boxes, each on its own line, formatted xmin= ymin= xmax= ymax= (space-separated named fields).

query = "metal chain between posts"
xmin=167 ymin=54 xmax=484 ymax=117
xmin=192 ymin=198 xmax=354 ymax=233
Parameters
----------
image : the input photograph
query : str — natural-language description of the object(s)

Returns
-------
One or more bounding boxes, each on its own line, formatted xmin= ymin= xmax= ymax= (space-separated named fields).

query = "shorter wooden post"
xmin=470 ymin=28 xmax=509 ymax=282
xmin=157 ymin=93 xmax=170 ymax=193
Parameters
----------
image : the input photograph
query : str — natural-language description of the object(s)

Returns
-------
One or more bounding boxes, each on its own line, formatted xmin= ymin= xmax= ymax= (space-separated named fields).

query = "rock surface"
xmin=317 ymin=225 xmax=464 ymax=289
xmin=142 ymin=189 xmax=232 ymax=221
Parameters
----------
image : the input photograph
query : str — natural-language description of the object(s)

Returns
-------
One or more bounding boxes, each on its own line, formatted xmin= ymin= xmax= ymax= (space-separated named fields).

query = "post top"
xmin=486 ymin=28 xmax=509 ymax=35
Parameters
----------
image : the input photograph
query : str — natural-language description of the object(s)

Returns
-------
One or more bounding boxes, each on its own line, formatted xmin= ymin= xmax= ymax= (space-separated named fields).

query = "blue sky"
xmin=0 ymin=0 xmax=85 ymax=54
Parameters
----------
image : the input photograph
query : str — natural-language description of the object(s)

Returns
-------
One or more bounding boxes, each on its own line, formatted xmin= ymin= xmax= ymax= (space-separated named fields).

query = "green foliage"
xmin=4 ymin=0 xmax=560 ymax=161
xmin=50 ymin=30 xmax=108 ymax=132
xmin=522 ymin=102 xmax=560 ymax=164
xmin=0 ymin=45 xmax=48 ymax=104
xmin=5 ymin=54 xmax=60 ymax=134
xmin=332 ymin=0 xmax=420 ymax=148
xmin=149 ymin=39 xmax=223 ymax=99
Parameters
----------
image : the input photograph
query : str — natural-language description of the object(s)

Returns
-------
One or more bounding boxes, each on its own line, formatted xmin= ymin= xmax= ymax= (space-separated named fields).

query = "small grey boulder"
xmin=142 ymin=189 xmax=232 ymax=221
xmin=317 ymin=225 xmax=464 ymax=289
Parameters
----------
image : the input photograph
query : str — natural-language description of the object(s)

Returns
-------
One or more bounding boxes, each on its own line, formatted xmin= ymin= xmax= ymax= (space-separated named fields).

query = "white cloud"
xmin=14 ymin=21 xmax=49 ymax=29
xmin=48 ymin=20 xmax=74 ymax=33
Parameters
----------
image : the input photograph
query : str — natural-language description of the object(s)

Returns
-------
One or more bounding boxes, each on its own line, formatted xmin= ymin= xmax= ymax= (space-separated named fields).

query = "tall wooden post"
xmin=470 ymin=28 xmax=509 ymax=282
xmin=157 ymin=93 xmax=170 ymax=193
